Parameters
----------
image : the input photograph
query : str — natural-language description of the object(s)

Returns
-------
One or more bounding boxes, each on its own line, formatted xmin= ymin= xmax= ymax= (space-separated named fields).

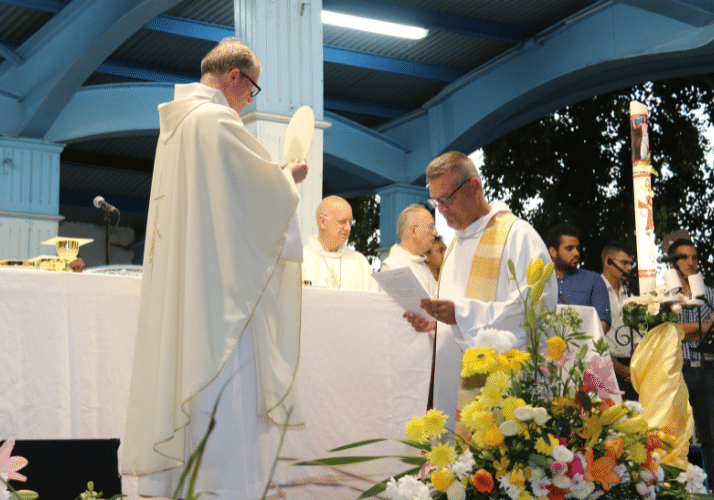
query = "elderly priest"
xmin=302 ymin=195 xmax=379 ymax=291
xmin=121 ymin=38 xmax=308 ymax=500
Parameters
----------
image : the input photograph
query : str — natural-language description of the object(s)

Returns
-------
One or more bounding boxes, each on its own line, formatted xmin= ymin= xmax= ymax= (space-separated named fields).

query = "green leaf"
xmin=14 ymin=492 xmax=39 ymax=500
xmin=508 ymin=259 xmax=517 ymax=280
xmin=329 ymin=438 xmax=388 ymax=452
xmin=293 ymin=456 xmax=386 ymax=466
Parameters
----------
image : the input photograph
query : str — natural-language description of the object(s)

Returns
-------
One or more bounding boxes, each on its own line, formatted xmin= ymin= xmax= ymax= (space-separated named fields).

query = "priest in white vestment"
xmin=302 ymin=196 xmax=379 ymax=291
xmin=121 ymin=38 xmax=308 ymax=500
xmin=405 ymin=151 xmax=557 ymax=433
xmin=380 ymin=204 xmax=438 ymax=296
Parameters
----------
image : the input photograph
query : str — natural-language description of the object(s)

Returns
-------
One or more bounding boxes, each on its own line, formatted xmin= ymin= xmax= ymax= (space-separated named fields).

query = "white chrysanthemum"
xmin=530 ymin=478 xmax=551 ymax=497
xmin=569 ymin=473 xmax=586 ymax=491
xmin=527 ymin=467 xmax=546 ymax=481
xmin=500 ymin=419 xmax=520 ymax=436
xmin=672 ymin=303 xmax=682 ymax=314
xmin=551 ymin=444 xmax=574 ymax=463
xmin=569 ymin=479 xmax=595 ymax=499
xmin=552 ymin=474 xmax=571 ymax=490
xmin=446 ymin=480 xmax=466 ymax=500
xmin=473 ymin=328 xmax=517 ymax=354
xmin=636 ymin=481 xmax=656 ymax=498
xmin=385 ymin=475 xmax=431 ymax=500
xmin=647 ymin=302 xmax=661 ymax=315
xmin=652 ymin=451 xmax=661 ymax=464
xmin=450 ymin=449 xmax=475 ymax=479
xmin=640 ymin=469 xmax=654 ymax=483
xmin=533 ymin=407 xmax=551 ymax=425
xmin=513 ymin=405 xmax=535 ymax=421
xmin=677 ymin=464 xmax=709 ymax=494
xmin=624 ymin=400 xmax=644 ymax=414
xmin=655 ymin=465 xmax=664 ymax=483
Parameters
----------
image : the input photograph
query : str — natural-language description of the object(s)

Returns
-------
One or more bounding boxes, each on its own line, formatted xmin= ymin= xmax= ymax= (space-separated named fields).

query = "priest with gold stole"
xmin=404 ymin=151 xmax=557 ymax=435
xmin=121 ymin=38 xmax=308 ymax=499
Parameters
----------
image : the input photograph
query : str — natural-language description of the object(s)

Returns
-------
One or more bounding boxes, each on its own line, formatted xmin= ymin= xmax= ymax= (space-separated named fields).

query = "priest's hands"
xmin=282 ymin=160 xmax=308 ymax=184
xmin=403 ymin=312 xmax=436 ymax=333
xmin=403 ymin=298 xmax=457 ymax=332
xmin=421 ymin=298 xmax=456 ymax=325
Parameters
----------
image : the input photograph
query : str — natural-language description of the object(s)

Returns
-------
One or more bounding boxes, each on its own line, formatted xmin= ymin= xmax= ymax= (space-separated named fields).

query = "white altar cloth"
xmin=0 ymin=268 xmax=614 ymax=499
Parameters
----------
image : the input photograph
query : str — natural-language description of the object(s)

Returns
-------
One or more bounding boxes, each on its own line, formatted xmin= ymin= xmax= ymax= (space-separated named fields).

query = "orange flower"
xmin=547 ymin=483 xmax=569 ymax=500
xmin=583 ymin=447 xmax=621 ymax=492
xmin=604 ymin=438 xmax=624 ymax=459
xmin=471 ymin=469 xmax=494 ymax=493
xmin=645 ymin=432 xmax=661 ymax=451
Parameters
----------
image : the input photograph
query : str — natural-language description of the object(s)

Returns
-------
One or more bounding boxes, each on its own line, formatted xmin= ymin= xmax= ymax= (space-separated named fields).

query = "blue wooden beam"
xmin=322 ymin=0 xmax=537 ymax=43
xmin=324 ymin=45 xmax=465 ymax=82
xmin=325 ymin=95 xmax=414 ymax=119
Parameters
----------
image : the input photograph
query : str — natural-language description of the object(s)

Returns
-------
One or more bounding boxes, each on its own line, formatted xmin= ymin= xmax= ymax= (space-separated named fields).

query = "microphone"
xmin=657 ymin=253 xmax=686 ymax=264
xmin=93 ymin=195 xmax=119 ymax=213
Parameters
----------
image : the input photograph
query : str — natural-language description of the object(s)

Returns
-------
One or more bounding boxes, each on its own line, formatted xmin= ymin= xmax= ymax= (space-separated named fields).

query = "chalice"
xmin=55 ymin=239 xmax=80 ymax=272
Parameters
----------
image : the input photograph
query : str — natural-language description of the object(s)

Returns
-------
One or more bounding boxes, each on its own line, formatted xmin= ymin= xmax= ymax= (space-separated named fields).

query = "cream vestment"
xmin=302 ymin=235 xmax=379 ymax=291
xmin=380 ymin=243 xmax=437 ymax=296
xmin=434 ymin=202 xmax=556 ymax=434
xmin=121 ymin=83 xmax=303 ymax=499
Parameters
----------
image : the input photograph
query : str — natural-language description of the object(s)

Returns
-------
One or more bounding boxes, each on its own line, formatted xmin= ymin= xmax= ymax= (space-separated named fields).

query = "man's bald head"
xmin=397 ymin=205 xmax=436 ymax=256
xmin=317 ymin=196 xmax=353 ymax=252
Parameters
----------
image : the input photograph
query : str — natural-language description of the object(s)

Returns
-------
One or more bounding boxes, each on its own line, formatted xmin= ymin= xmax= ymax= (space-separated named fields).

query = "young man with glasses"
xmin=404 ymin=151 xmax=556 ymax=436
xmin=122 ymin=37 xmax=308 ymax=499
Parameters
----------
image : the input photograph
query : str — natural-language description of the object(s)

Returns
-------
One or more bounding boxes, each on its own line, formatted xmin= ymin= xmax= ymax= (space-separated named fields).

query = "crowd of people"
xmin=119 ymin=37 xmax=714 ymax=499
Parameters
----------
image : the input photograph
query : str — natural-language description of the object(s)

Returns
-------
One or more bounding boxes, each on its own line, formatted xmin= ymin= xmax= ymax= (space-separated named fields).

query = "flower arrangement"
xmin=301 ymin=259 xmax=708 ymax=500
xmin=0 ymin=439 xmax=36 ymax=500
xmin=622 ymin=286 xmax=682 ymax=334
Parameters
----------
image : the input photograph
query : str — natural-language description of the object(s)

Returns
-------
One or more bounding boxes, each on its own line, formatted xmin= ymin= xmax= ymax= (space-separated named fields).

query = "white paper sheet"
xmin=371 ymin=267 xmax=430 ymax=314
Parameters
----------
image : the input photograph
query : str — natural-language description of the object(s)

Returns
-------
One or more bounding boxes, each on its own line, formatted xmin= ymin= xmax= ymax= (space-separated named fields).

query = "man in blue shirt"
xmin=546 ymin=224 xmax=611 ymax=335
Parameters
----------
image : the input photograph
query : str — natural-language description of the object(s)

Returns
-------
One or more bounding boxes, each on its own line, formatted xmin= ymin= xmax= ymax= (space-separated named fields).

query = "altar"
xmin=0 ymin=268 xmax=611 ymax=499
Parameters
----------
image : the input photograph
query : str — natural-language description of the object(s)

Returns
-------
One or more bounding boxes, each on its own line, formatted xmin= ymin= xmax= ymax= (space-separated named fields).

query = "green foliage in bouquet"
xmin=297 ymin=259 xmax=711 ymax=500
xmin=622 ymin=287 xmax=682 ymax=334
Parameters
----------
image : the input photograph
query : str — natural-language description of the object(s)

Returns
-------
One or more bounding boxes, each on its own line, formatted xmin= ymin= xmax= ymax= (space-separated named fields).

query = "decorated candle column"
xmin=629 ymin=101 xmax=656 ymax=294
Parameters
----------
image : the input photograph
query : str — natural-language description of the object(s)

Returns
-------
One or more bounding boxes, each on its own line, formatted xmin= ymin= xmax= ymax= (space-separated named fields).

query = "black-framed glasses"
xmin=427 ymin=178 xmax=469 ymax=209
xmin=241 ymin=72 xmax=261 ymax=98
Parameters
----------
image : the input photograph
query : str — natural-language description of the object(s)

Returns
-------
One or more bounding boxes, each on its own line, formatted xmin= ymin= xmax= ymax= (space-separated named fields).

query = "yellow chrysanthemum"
xmin=470 ymin=410 xmax=493 ymax=431
xmin=423 ymin=409 xmax=447 ymax=438
xmin=534 ymin=434 xmax=557 ymax=455
xmin=428 ymin=443 xmax=457 ymax=467
xmin=550 ymin=396 xmax=574 ymax=416
xmin=471 ymin=429 xmax=486 ymax=447
xmin=405 ymin=416 xmax=427 ymax=443
xmin=483 ymin=424 xmax=505 ymax=448
xmin=546 ymin=336 xmax=567 ymax=361
xmin=627 ymin=442 xmax=647 ymax=464
xmin=479 ymin=385 xmax=502 ymax=408
xmin=461 ymin=347 xmax=498 ymax=377
xmin=485 ymin=371 xmax=511 ymax=392
xmin=518 ymin=422 xmax=531 ymax=440
xmin=498 ymin=349 xmax=531 ymax=372
xmin=517 ymin=490 xmax=535 ymax=500
xmin=431 ymin=467 xmax=456 ymax=492
xmin=500 ymin=396 xmax=527 ymax=420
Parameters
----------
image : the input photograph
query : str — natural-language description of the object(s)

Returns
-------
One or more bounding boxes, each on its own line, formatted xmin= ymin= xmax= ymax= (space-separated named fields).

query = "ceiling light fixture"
xmin=322 ymin=10 xmax=428 ymax=40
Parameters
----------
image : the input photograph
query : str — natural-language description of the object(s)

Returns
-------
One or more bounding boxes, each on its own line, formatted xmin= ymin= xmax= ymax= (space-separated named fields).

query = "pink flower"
xmin=0 ymin=439 xmax=28 ymax=482
xmin=569 ymin=453 xmax=587 ymax=477
xmin=583 ymin=356 xmax=624 ymax=400
xmin=417 ymin=461 xmax=437 ymax=480
xmin=552 ymin=349 xmax=574 ymax=370
xmin=551 ymin=461 xmax=569 ymax=475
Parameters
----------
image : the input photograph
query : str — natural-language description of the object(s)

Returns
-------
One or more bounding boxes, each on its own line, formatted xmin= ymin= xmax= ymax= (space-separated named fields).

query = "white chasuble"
xmin=121 ymin=84 xmax=304 ymax=498
xmin=302 ymin=235 xmax=379 ymax=291
xmin=434 ymin=202 xmax=556 ymax=433
xmin=380 ymin=244 xmax=438 ymax=296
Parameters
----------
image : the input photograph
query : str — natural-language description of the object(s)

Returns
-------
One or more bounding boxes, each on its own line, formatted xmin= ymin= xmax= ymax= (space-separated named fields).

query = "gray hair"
xmin=425 ymin=151 xmax=481 ymax=184
xmin=397 ymin=204 xmax=428 ymax=240
xmin=200 ymin=37 xmax=261 ymax=77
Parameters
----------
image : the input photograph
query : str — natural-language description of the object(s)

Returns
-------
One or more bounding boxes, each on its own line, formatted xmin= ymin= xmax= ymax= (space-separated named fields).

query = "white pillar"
xmin=0 ymin=137 xmax=64 ymax=259
xmin=236 ymin=0 xmax=325 ymax=244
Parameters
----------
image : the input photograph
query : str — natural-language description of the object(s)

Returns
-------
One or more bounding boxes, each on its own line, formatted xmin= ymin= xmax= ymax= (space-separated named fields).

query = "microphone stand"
xmin=101 ymin=208 xmax=112 ymax=265
xmin=607 ymin=259 xmax=638 ymax=354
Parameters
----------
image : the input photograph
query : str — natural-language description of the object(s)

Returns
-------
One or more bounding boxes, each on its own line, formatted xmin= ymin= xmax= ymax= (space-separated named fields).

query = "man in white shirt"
xmin=121 ymin=38 xmax=308 ymax=499
xmin=600 ymin=240 xmax=640 ymax=401
xmin=405 ymin=151 xmax=556 ymax=432
xmin=380 ymin=204 xmax=438 ymax=296
xmin=302 ymin=196 xmax=379 ymax=291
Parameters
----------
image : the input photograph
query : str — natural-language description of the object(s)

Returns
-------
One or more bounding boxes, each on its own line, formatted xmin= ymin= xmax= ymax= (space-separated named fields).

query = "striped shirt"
xmin=678 ymin=285 xmax=714 ymax=360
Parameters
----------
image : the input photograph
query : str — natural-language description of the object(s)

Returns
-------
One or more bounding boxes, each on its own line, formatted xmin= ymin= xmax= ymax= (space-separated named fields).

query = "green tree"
xmin=481 ymin=80 xmax=714 ymax=284
xmin=347 ymin=194 xmax=380 ymax=265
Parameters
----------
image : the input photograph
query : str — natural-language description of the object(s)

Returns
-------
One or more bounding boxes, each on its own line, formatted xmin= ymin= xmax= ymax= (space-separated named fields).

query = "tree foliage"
xmin=348 ymin=194 xmax=380 ymax=265
xmin=481 ymin=80 xmax=714 ymax=283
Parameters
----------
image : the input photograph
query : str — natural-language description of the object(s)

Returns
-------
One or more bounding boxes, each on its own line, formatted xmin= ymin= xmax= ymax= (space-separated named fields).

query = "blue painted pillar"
xmin=376 ymin=183 xmax=430 ymax=259
xmin=234 ymin=0 xmax=326 ymax=243
xmin=0 ymin=137 xmax=64 ymax=259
